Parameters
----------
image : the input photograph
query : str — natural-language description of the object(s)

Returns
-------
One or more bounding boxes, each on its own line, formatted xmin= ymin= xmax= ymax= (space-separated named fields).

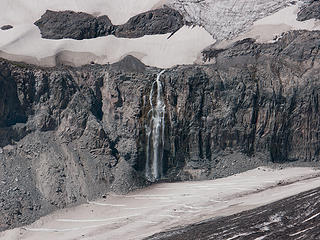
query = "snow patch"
xmin=1 ymin=167 xmax=320 ymax=240
xmin=0 ymin=24 xmax=214 ymax=68
xmin=215 ymin=2 xmax=320 ymax=49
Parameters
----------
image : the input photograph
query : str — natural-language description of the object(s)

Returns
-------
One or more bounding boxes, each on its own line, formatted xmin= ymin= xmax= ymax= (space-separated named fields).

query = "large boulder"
xmin=34 ymin=7 xmax=184 ymax=40
xmin=34 ymin=10 xmax=114 ymax=39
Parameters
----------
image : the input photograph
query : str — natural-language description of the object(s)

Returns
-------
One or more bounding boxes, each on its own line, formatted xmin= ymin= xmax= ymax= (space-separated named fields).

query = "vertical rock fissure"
xmin=145 ymin=70 xmax=166 ymax=182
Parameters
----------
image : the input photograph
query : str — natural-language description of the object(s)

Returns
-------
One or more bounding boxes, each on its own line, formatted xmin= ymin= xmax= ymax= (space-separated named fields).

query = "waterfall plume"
xmin=145 ymin=70 xmax=166 ymax=182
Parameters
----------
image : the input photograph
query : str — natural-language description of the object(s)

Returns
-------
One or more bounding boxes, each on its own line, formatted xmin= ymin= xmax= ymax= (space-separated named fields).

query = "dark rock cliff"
xmin=297 ymin=0 xmax=320 ymax=21
xmin=34 ymin=10 xmax=114 ymax=40
xmin=0 ymin=30 xmax=319 ymax=230
xmin=0 ymin=61 xmax=148 ymax=230
xmin=35 ymin=7 xmax=184 ymax=40
xmin=114 ymin=7 xmax=184 ymax=38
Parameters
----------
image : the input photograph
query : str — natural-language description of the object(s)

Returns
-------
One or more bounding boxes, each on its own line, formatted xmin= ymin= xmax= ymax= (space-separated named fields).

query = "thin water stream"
xmin=145 ymin=70 xmax=166 ymax=181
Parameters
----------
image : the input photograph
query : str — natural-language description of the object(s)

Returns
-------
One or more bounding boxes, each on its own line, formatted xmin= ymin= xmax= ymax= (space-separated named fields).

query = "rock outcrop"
xmin=167 ymin=0 xmax=291 ymax=40
xmin=34 ymin=10 xmax=114 ymax=40
xmin=297 ymin=0 xmax=320 ymax=21
xmin=0 ymin=25 xmax=13 ymax=31
xmin=111 ymin=55 xmax=146 ymax=73
xmin=35 ymin=7 xmax=184 ymax=40
xmin=114 ymin=7 xmax=184 ymax=38
xmin=0 ymin=30 xmax=320 ymax=230
xmin=0 ymin=60 xmax=148 ymax=231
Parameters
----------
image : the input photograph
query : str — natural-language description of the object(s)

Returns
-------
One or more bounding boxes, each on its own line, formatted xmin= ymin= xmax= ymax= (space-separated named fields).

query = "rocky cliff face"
xmin=35 ymin=7 xmax=184 ymax=40
xmin=0 ymin=60 xmax=148 ymax=230
xmin=297 ymin=0 xmax=320 ymax=21
xmin=0 ymin=30 xmax=319 ymax=230
xmin=163 ymin=30 xmax=320 ymax=179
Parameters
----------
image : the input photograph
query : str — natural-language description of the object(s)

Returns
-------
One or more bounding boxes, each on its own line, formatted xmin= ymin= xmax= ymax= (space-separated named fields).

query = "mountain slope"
xmin=0 ymin=29 xmax=320 ymax=230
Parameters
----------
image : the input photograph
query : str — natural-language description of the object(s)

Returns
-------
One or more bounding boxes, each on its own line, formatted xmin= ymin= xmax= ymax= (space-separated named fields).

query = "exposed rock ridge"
xmin=297 ymin=0 xmax=320 ymax=21
xmin=0 ymin=59 xmax=149 ymax=231
xmin=34 ymin=7 xmax=184 ymax=40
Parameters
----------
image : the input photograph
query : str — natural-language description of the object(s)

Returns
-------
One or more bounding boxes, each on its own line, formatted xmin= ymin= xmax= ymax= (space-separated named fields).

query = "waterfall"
xmin=145 ymin=70 xmax=166 ymax=182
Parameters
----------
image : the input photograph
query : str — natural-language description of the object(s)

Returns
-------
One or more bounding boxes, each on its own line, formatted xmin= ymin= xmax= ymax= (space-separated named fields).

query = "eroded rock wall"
xmin=0 ymin=61 xmax=147 ymax=230
xmin=161 ymin=30 xmax=320 ymax=179
xmin=0 ymin=30 xmax=319 ymax=230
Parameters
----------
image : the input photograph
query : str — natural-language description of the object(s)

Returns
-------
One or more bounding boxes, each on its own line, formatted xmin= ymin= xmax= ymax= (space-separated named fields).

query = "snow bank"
xmin=0 ymin=24 xmax=214 ymax=68
xmin=215 ymin=2 xmax=320 ymax=48
xmin=250 ymin=3 xmax=320 ymax=43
